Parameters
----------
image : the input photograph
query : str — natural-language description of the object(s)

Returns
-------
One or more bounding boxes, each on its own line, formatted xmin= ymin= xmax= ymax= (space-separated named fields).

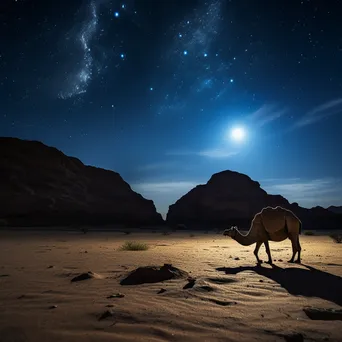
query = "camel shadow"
xmin=216 ymin=264 xmax=342 ymax=306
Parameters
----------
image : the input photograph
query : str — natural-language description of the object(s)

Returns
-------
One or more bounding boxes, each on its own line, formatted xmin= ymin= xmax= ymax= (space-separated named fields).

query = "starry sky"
xmin=1 ymin=0 xmax=342 ymax=217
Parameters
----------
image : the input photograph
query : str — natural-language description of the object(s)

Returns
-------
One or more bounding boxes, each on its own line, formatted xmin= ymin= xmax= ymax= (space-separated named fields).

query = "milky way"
xmin=58 ymin=1 xmax=99 ymax=100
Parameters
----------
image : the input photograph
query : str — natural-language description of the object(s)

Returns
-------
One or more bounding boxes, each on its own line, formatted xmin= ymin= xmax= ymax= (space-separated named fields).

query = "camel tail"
xmin=298 ymin=220 xmax=302 ymax=235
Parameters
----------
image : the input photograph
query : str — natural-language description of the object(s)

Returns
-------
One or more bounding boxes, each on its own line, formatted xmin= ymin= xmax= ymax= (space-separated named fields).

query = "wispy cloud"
xmin=294 ymin=98 xmax=342 ymax=128
xmin=166 ymin=148 xmax=238 ymax=159
xmin=132 ymin=181 xmax=198 ymax=194
xmin=138 ymin=161 xmax=178 ymax=171
xmin=247 ymin=104 xmax=287 ymax=127
xmin=261 ymin=178 xmax=342 ymax=208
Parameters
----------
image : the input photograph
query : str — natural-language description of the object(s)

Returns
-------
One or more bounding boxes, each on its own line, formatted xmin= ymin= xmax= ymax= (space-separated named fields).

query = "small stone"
xmin=98 ymin=310 xmax=114 ymax=321
xmin=158 ymin=288 xmax=167 ymax=294
xmin=49 ymin=305 xmax=57 ymax=309
xmin=107 ymin=293 xmax=125 ymax=299
xmin=234 ymin=257 xmax=240 ymax=260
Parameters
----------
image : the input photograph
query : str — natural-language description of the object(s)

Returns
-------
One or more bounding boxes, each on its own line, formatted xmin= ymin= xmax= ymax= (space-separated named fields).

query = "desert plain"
xmin=0 ymin=229 xmax=341 ymax=342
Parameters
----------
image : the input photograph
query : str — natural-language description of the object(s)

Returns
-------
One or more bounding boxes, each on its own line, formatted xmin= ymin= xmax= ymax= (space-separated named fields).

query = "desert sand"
xmin=0 ymin=230 xmax=341 ymax=342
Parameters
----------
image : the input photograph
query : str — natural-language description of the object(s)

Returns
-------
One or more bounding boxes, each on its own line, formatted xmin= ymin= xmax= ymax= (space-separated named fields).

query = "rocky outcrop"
xmin=328 ymin=206 xmax=342 ymax=214
xmin=0 ymin=137 xmax=163 ymax=227
xmin=166 ymin=170 xmax=342 ymax=230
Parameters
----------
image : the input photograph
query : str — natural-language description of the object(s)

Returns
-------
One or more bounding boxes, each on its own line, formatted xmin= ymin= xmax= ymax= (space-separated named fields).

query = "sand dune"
xmin=0 ymin=231 xmax=341 ymax=341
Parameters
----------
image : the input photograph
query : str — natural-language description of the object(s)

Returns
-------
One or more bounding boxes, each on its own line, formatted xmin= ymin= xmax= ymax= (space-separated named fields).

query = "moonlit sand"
xmin=0 ymin=230 xmax=341 ymax=341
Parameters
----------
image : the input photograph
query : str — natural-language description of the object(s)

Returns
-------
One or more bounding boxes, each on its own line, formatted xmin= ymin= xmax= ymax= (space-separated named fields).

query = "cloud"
xmin=132 ymin=181 xmax=198 ymax=194
xmin=261 ymin=178 xmax=342 ymax=208
xmin=294 ymin=98 xmax=342 ymax=128
xmin=247 ymin=104 xmax=287 ymax=127
xmin=138 ymin=161 xmax=178 ymax=171
xmin=166 ymin=148 xmax=238 ymax=159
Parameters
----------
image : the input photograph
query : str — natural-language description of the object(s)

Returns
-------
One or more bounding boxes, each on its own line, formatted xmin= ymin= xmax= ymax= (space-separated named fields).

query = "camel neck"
xmin=233 ymin=228 xmax=257 ymax=246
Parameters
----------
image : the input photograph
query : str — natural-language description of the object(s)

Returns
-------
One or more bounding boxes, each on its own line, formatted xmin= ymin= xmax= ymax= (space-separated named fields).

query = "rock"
xmin=120 ymin=264 xmax=188 ymax=285
xmin=157 ymin=288 xmax=167 ymax=294
xmin=283 ymin=333 xmax=304 ymax=342
xmin=303 ymin=306 xmax=342 ymax=320
xmin=71 ymin=271 xmax=102 ymax=282
xmin=107 ymin=293 xmax=125 ymax=298
xmin=183 ymin=277 xmax=196 ymax=289
xmin=0 ymin=137 xmax=163 ymax=227
xmin=48 ymin=305 xmax=58 ymax=309
xmin=166 ymin=170 xmax=342 ymax=230
xmin=234 ymin=257 xmax=240 ymax=261
xmin=327 ymin=205 xmax=342 ymax=214
xmin=98 ymin=310 xmax=114 ymax=321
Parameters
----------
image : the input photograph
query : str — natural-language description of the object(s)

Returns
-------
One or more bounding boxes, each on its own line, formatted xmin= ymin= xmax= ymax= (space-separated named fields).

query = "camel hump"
xmin=259 ymin=206 xmax=286 ymax=234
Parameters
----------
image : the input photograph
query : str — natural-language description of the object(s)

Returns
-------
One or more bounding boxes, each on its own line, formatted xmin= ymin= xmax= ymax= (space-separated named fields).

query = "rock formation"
xmin=166 ymin=170 xmax=341 ymax=230
xmin=0 ymin=137 xmax=163 ymax=227
xmin=327 ymin=206 xmax=342 ymax=214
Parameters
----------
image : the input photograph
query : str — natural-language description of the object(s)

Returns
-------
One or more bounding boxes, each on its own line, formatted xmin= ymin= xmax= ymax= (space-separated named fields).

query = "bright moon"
xmin=230 ymin=127 xmax=246 ymax=142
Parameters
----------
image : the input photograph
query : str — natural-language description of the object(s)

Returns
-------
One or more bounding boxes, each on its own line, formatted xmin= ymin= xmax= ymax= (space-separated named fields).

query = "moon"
xmin=230 ymin=126 xmax=246 ymax=142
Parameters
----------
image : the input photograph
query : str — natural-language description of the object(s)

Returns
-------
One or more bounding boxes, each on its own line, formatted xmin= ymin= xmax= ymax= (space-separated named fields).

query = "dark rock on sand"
xmin=183 ymin=277 xmax=196 ymax=289
xmin=303 ymin=306 xmax=342 ymax=320
xmin=107 ymin=293 xmax=125 ymax=298
xmin=98 ymin=310 xmax=114 ymax=321
xmin=71 ymin=271 xmax=101 ymax=282
xmin=120 ymin=264 xmax=188 ymax=285
xmin=282 ymin=333 xmax=304 ymax=342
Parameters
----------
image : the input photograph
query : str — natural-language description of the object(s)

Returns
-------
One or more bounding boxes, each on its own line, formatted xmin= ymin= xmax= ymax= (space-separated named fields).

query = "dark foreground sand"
xmin=0 ymin=230 xmax=341 ymax=342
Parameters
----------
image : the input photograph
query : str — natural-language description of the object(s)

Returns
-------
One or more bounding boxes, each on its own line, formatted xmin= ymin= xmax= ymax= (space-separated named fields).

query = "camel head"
xmin=223 ymin=226 xmax=238 ymax=238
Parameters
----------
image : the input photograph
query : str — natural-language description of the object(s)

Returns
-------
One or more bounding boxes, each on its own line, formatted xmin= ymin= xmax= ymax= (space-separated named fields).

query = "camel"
xmin=223 ymin=206 xmax=302 ymax=265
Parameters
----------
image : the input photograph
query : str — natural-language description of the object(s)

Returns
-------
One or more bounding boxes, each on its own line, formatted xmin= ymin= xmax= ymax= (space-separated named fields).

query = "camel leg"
xmin=264 ymin=240 xmax=273 ymax=264
xmin=288 ymin=235 xmax=297 ymax=263
xmin=295 ymin=236 xmax=301 ymax=263
xmin=254 ymin=241 xmax=262 ymax=264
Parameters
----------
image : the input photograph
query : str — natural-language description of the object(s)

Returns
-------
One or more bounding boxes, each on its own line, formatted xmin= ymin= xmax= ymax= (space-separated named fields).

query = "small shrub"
xmin=123 ymin=231 xmax=131 ymax=235
xmin=189 ymin=234 xmax=195 ymax=238
xmin=119 ymin=241 xmax=149 ymax=251
xmin=162 ymin=231 xmax=171 ymax=236
xmin=330 ymin=234 xmax=342 ymax=244
xmin=304 ymin=231 xmax=315 ymax=236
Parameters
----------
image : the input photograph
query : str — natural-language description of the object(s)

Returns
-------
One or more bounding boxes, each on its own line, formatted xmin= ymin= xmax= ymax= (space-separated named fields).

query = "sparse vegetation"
xmin=304 ymin=231 xmax=315 ymax=236
xmin=330 ymin=234 xmax=342 ymax=244
xmin=119 ymin=241 xmax=149 ymax=251
xmin=162 ymin=231 xmax=171 ymax=236
xmin=189 ymin=233 xmax=195 ymax=237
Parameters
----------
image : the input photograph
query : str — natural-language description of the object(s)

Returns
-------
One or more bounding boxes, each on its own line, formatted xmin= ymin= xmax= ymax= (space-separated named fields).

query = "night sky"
xmin=2 ymin=0 xmax=342 ymax=217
